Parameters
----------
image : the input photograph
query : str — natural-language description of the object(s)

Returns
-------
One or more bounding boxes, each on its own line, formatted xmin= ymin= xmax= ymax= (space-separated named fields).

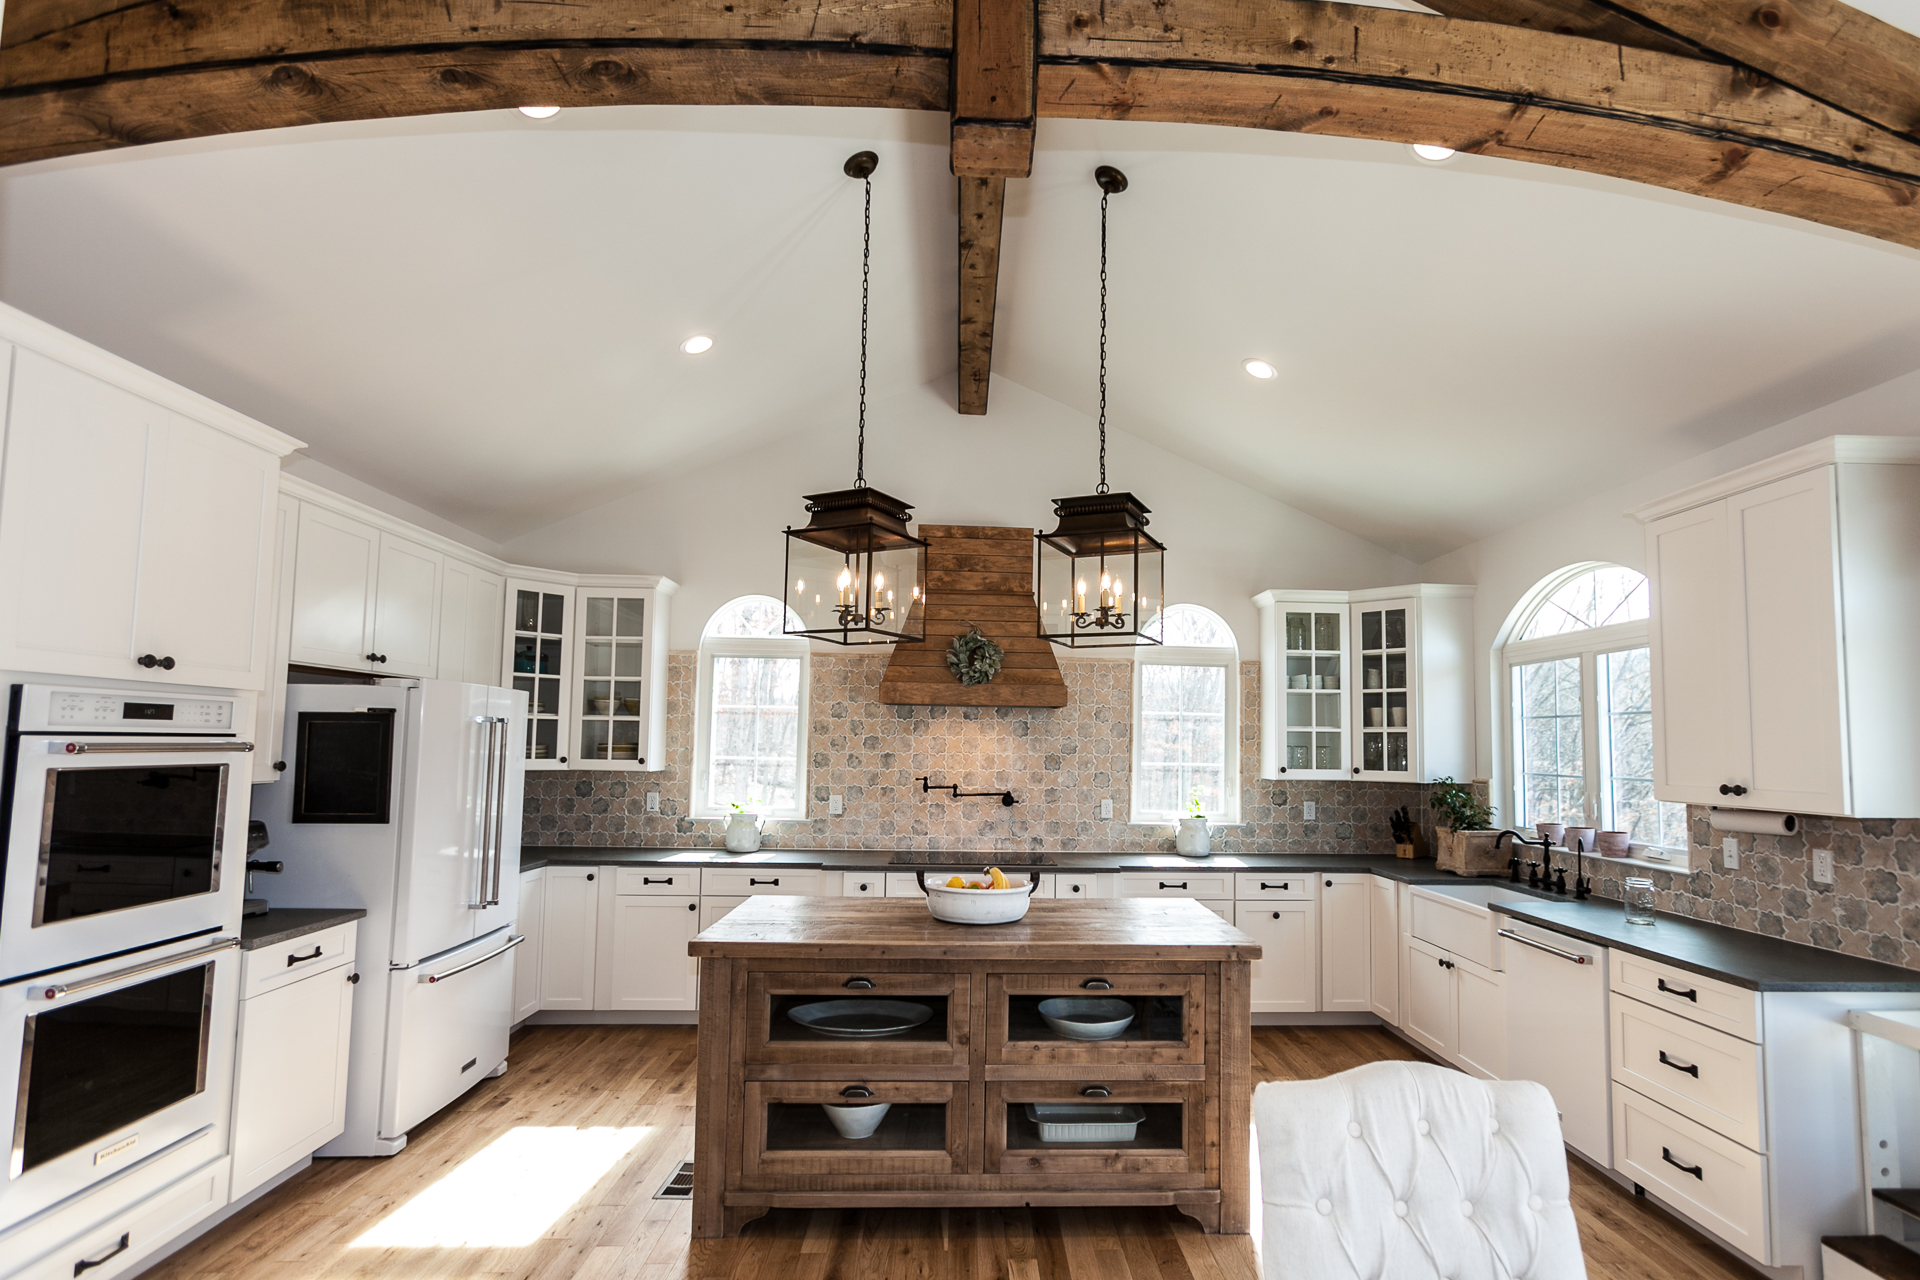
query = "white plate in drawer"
xmin=1612 ymin=995 xmax=1764 ymax=1151
xmin=1611 ymin=952 xmax=1760 ymax=1042
xmin=1614 ymin=1087 xmax=1769 ymax=1264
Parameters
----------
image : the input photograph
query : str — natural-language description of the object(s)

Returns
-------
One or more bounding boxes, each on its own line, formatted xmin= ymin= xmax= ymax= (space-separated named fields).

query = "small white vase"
xmin=1176 ymin=816 xmax=1211 ymax=857
xmin=724 ymin=812 xmax=762 ymax=853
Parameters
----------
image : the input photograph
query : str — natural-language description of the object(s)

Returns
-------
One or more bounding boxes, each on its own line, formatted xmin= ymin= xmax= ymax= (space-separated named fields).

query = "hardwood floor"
xmin=141 ymin=1024 xmax=1761 ymax=1280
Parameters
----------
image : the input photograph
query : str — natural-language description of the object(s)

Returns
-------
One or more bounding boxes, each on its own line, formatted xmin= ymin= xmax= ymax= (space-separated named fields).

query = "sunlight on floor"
xmin=351 ymin=1126 xmax=651 ymax=1248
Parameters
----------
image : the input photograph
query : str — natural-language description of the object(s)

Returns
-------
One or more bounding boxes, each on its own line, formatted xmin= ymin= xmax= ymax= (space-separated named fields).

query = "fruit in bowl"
xmin=921 ymin=867 xmax=1035 ymax=924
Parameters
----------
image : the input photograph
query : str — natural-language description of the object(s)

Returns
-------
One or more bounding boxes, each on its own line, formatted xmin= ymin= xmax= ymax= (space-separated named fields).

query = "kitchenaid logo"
xmin=94 ymin=1134 xmax=138 ymax=1166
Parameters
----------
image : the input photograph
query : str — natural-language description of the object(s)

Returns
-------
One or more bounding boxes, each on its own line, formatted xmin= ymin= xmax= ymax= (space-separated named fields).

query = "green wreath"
xmin=946 ymin=626 xmax=1004 ymax=686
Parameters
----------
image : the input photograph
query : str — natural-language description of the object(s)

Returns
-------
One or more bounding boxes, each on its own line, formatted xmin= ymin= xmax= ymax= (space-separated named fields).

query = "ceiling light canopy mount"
xmin=784 ymin=150 xmax=927 ymax=647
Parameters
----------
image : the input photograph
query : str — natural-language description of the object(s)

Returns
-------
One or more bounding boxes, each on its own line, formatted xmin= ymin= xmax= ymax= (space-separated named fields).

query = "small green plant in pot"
xmin=1429 ymin=777 xmax=1492 ymax=832
xmin=1428 ymin=777 xmax=1501 ymax=876
xmin=1176 ymin=787 xmax=1211 ymax=857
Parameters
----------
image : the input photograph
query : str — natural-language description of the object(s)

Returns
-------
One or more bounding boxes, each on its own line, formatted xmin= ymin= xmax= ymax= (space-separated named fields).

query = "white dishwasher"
xmin=1499 ymin=916 xmax=1612 ymax=1166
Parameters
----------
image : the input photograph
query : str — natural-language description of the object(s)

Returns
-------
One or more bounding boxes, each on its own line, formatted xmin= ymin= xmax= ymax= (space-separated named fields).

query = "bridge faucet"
xmin=1494 ymin=829 xmax=1553 ymax=889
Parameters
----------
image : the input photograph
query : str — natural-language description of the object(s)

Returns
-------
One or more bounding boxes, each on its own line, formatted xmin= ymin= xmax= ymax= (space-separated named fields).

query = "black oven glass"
xmin=292 ymin=711 xmax=394 ymax=824
xmin=38 ymin=765 xmax=227 ymax=925
xmin=16 ymin=963 xmax=210 ymax=1176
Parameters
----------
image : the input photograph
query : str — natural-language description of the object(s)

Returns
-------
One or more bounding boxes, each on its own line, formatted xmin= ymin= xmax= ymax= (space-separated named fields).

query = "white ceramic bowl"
xmin=823 ymin=1102 xmax=891 ymax=1139
xmin=922 ymin=876 xmax=1034 ymax=925
xmin=1037 ymin=997 xmax=1135 ymax=1040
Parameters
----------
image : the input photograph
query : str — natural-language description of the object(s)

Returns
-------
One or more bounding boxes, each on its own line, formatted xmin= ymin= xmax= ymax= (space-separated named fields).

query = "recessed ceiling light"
xmin=1243 ymin=359 xmax=1278 ymax=380
xmin=680 ymin=335 xmax=715 ymax=355
xmin=1410 ymin=144 xmax=1456 ymax=162
xmin=518 ymin=106 xmax=561 ymax=119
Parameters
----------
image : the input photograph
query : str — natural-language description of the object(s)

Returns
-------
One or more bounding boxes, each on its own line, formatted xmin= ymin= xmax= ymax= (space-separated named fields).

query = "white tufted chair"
xmin=1252 ymin=1060 xmax=1587 ymax=1280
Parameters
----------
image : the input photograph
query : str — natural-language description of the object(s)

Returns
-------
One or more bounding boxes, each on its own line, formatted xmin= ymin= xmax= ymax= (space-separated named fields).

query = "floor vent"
xmin=655 ymin=1161 xmax=694 ymax=1200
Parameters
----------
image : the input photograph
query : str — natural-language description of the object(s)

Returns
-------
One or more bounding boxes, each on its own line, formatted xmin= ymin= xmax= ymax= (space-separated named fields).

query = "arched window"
xmin=693 ymin=596 xmax=809 ymax=819
xmin=1501 ymin=564 xmax=1684 ymax=853
xmin=1132 ymin=604 xmax=1239 ymax=823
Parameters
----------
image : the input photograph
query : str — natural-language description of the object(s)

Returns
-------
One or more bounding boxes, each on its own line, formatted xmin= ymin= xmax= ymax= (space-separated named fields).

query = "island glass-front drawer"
xmin=743 ymin=969 xmax=970 ymax=1065
xmin=987 ymin=1080 xmax=1200 ymax=1177
xmin=987 ymin=972 xmax=1204 ymax=1066
xmin=743 ymin=1079 xmax=967 ymax=1179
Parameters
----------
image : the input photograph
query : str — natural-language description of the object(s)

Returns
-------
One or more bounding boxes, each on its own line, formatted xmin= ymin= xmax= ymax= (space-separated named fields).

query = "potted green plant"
xmin=1428 ymin=777 xmax=1501 ymax=875
xmin=1176 ymin=787 xmax=1210 ymax=857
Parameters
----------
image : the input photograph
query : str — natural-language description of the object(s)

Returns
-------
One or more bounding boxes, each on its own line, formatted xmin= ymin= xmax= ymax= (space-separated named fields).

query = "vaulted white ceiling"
xmin=4 ymin=97 xmax=1920 ymax=562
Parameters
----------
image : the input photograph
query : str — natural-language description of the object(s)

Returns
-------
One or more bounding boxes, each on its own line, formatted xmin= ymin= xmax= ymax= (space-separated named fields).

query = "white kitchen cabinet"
xmin=372 ymin=533 xmax=442 ymax=677
xmin=1368 ymin=874 xmax=1400 ymax=1023
xmin=701 ymin=895 xmax=749 ymax=930
xmin=1237 ymin=899 xmax=1318 ymax=1014
xmin=596 ymin=890 xmax=700 ymax=1010
xmin=230 ymin=925 xmax=357 ymax=1199
xmin=1252 ymin=591 xmax=1350 ymax=779
xmin=1454 ymin=956 xmax=1506 ymax=1080
xmin=1634 ymin=438 xmax=1920 ymax=817
xmin=287 ymin=504 xmax=441 ymax=677
xmin=1319 ymin=873 xmax=1371 ymax=1013
xmin=506 ymin=577 xmax=574 ymax=768
xmin=252 ymin=492 xmax=301 ymax=783
xmin=1404 ymin=937 xmax=1457 ymax=1059
xmin=0 ymin=345 xmax=289 ymax=690
xmin=538 ymin=866 xmax=599 ymax=1010
xmin=438 ymin=560 xmax=505 ymax=686
xmin=570 ymin=582 xmax=675 ymax=770
xmin=513 ymin=868 xmax=544 ymax=1024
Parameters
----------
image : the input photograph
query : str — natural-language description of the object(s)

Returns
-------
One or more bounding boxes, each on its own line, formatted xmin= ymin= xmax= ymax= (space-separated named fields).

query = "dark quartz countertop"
xmin=240 ymin=907 xmax=367 ymax=951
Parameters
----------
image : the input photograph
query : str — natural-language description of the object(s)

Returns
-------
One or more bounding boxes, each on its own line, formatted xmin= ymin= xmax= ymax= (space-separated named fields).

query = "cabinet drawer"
xmin=841 ymin=872 xmax=884 ymax=897
xmin=1612 ymin=996 xmax=1764 ymax=1151
xmin=702 ymin=867 xmax=823 ymax=896
xmin=744 ymin=970 xmax=970 ymax=1065
xmin=988 ymin=971 xmax=1204 ymax=1066
xmin=1053 ymin=874 xmax=1107 ymax=900
xmin=1611 ymin=952 xmax=1760 ymax=1042
xmin=1235 ymin=873 xmax=1317 ymax=900
xmin=886 ymin=872 xmax=927 ymax=897
xmin=1119 ymin=872 xmax=1233 ymax=899
xmin=1614 ymin=1087 xmax=1769 ymax=1264
xmin=240 ymin=922 xmax=355 ymax=997
xmin=988 ymin=1080 xmax=1199 ymax=1177
xmin=14 ymin=1162 xmax=227 ymax=1280
xmin=743 ymin=1079 xmax=966 ymax=1180
xmin=609 ymin=866 xmax=699 ymax=895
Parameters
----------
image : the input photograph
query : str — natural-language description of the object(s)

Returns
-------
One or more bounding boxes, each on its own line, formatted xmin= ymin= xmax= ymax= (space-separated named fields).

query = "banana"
xmin=986 ymin=866 xmax=1009 ymax=890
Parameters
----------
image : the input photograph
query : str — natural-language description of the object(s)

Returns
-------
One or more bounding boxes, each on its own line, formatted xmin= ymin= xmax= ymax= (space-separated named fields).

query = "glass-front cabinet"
xmin=1354 ymin=599 xmax=1413 ymax=780
xmin=1283 ymin=606 xmax=1348 ymax=778
xmin=506 ymin=578 xmax=571 ymax=768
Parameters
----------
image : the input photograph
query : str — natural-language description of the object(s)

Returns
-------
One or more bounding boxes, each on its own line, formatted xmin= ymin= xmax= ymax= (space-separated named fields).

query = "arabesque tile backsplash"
xmin=523 ymin=654 xmax=1446 ymax=855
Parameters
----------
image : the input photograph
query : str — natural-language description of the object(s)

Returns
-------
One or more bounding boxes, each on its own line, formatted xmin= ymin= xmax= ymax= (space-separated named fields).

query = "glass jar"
xmin=1624 ymin=877 xmax=1657 ymax=926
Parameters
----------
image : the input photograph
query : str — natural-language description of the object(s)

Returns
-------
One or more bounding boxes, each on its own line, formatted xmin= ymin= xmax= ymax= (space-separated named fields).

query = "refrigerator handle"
xmin=484 ymin=714 xmax=509 ymax=908
xmin=472 ymin=715 xmax=500 ymax=909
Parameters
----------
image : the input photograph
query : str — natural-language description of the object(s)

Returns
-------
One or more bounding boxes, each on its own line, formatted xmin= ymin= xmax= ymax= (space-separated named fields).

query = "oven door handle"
xmin=27 ymin=936 xmax=239 ymax=1002
xmin=57 ymin=740 xmax=254 ymax=754
xmin=417 ymin=934 xmax=524 ymax=983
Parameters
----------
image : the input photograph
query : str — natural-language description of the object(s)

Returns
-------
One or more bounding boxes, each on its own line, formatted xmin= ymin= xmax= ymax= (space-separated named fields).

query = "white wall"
xmin=1421 ymin=365 xmax=1920 ymax=817
xmin=498 ymin=374 xmax=1421 ymax=651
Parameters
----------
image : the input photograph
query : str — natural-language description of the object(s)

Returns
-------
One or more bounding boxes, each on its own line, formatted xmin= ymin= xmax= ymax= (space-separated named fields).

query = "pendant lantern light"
xmin=1036 ymin=166 xmax=1167 ymax=649
xmin=783 ymin=151 xmax=929 ymax=646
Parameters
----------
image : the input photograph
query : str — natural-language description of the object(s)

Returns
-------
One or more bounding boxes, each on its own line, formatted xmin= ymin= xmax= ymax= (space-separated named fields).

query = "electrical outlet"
xmin=646 ymin=791 xmax=660 ymax=814
xmin=1100 ymin=798 xmax=1113 ymax=820
xmin=1722 ymin=836 xmax=1739 ymax=871
xmin=829 ymin=793 xmax=844 ymax=816
xmin=1303 ymin=801 xmax=1317 ymax=821
xmin=1813 ymin=848 xmax=1835 ymax=884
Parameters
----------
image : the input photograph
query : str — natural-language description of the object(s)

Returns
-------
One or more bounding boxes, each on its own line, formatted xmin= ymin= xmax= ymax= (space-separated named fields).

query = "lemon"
xmin=946 ymin=876 xmax=966 ymax=889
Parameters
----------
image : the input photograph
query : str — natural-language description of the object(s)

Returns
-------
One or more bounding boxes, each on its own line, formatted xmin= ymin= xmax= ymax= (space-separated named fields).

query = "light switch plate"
xmin=829 ymin=793 xmax=844 ymax=816
xmin=646 ymin=791 xmax=660 ymax=814
xmin=1303 ymin=801 xmax=1317 ymax=821
xmin=1100 ymin=798 xmax=1113 ymax=819
xmin=1722 ymin=836 xmax=1739 ymax=871
xmin=1813 ymin=848 xmax=1835 ymax=884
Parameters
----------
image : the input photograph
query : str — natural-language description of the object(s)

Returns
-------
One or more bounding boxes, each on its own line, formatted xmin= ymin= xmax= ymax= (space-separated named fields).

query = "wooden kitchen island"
xmin=688 ymin=896 xmax=1260 ymax=1237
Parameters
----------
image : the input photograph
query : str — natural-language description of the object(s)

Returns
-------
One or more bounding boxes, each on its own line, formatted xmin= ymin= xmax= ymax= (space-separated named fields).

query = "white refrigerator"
xmin=257 ymin=678 xmax=526 ymax=1156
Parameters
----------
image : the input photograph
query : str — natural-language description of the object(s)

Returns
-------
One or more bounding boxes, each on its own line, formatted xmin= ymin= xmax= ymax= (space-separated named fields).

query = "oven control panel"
xmin=41 ymin=690 xmax=235 ymax=732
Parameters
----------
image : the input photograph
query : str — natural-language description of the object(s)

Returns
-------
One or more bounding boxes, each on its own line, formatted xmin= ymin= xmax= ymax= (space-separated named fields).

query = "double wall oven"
xmin=0 ymin=683 xmax=250 ymax=1230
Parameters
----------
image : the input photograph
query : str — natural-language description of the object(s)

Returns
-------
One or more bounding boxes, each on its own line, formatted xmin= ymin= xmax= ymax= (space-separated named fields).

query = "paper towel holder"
xmin=1708 ymin=807 xmax=1798 ymax=836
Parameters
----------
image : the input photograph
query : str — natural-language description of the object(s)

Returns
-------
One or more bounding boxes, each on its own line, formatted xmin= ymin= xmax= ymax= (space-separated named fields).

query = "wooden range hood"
xmin=877 ymin=524 xmax=1067 ymax=707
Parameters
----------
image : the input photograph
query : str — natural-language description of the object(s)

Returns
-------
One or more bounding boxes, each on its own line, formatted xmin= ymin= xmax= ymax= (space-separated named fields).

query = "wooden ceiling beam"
xmin=1414 ymin=0 xmax=1714 ymax=61
xmin=950 ymin=0 xmax=1038 ymax=415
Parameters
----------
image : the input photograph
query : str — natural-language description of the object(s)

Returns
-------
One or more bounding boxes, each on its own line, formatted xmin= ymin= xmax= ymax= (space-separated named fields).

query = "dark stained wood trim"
xmin=951 ymin=0 xmax=1038 ymax=178
xmin=956 ymin=172 xmax=1007 ymax=417
xmin=1417 ymin=0 xmax=1712 ymax=60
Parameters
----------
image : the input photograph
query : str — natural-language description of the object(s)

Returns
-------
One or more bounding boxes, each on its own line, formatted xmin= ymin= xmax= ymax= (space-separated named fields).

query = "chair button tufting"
xmin=1460 ymin=1201 xmax=1473 ymax=1217
xmin=1393 ymin=1201 xmax=1408 ymax=1218
xmin=1347 ymin=1122 xmax=1362 ymax=1137
xmin=1529 ymin=1194 xmax=1544 ymax=1211
xmin=1417 ymin=1119 xmax=1430 ymax=1135
xmin=1489 ymin=1120 xmax=1500 ymax=1133
xmin=1317 ymin=1199 xmax=1333 ymax=1215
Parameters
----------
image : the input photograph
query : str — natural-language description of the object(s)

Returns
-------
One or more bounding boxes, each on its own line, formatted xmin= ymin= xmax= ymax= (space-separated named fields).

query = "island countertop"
xmin=688 ymin=895 xmax=1262 ymax=961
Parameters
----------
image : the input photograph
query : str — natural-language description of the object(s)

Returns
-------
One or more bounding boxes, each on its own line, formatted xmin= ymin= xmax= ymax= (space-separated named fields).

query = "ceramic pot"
xmin=1176 ymin=817 xmax=1211 ymax=857
xmin=1535 ymin=822 xmax=1567 ymax=846
xmin=1563 ymin=826 xmax=1597 ymax=853
xmin=1596 ymin=831 xmax=1632 ymax=856
xmin=724 ymin=812 xmax=762 ymax=853
xmin=823 ymin=1102 xmax=891 ymax=1139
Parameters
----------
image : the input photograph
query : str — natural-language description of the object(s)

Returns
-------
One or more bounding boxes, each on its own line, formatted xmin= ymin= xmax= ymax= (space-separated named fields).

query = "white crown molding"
xmin=0 ymin=301 xmax=305 ymax=457
xmin=1628 ymin=434 xmax=1920 ymax=524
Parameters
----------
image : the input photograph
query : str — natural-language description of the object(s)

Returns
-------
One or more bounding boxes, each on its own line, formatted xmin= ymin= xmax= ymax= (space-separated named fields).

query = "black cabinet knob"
xmin=347 ymin=972 xmax=360 ymax=985
xmin=1325 ymin=879 xmax=1333 ymax=887
xmin=137 ymin=654 xmax=175 ymax=670
xmin=1278 ymin=767 xmax=1288 ymax=774
xmin=688 ymin=903 xmax=696 ymax=911
xmin=586 ymin=873 xmax=594 ymax=881
xmin=1352 ymin=766 xmax=1361 ymax=775
xmin=272 ymin=760 xmax=287 ymax=772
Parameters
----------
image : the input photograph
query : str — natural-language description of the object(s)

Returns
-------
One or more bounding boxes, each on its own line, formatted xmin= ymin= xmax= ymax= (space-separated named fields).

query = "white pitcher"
xmin=724 ymin=812 xmax=762 ymax=853
xmin=1176 ymin=816 xmax=1211 ymax=857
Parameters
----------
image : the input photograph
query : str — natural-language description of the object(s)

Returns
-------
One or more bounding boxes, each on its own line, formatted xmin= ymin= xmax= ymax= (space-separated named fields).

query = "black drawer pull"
xmin=1080 ymin=1085 xmax=1112 ymax=1098
xmin=857 ymin=882 xmax=871 ymax=892
xmin=1082 ymin=978 xmax=1113 ymax=990
xmin=1260 ymin=882 xmax=1289 ymax=891
xmin=643 ymin=877 xmax=673 ymax=885
xmin=74 ymin=1232 xmax=131 ymax=1275
xmin=1718 ymin=783 xmax=1748 ymax=797
xmin=840 ymin=1085 xmax=874 ymax=1099
xmin=1658 ymin=1051 xmax=1700 ymax=1078
xmin=1661 ymin=1147 xmax=1704 ymax=1180
xmin=1160 ymin=882 xmax=1188 ymax=890
xmin=844 ymin=977 xmax=876 ymax=989
xmin=1068 ymin=883 xmax=1083 ymax=893
xmin=750 ymin=878 xmax=780 ymax=886
xmin=1657 ymin=978 xmax=1698 ymax=1002
xmin=287 ymin=946 xmax=324 ymax=967
xmin=137 ymin=654 xmax=175 ymax=670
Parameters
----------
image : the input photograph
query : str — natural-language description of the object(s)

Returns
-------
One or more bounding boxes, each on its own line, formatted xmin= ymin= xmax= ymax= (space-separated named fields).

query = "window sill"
xmin=1587 ymin=850 xmax=1696 ymax=876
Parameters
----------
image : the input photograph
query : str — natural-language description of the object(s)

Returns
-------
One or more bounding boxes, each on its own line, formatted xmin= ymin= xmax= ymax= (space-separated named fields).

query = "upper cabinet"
xmin=438 ymin=560 xmax=505 ymax=687
xmin=0 ymin=316 xmax=301 ymax=691
xmin=286 ymin=504 xmax=441 ymax=676
xmin=506 ymin=577 xmax=573 ymax=768
xmin=1253 ymin=585 xmax=1473 ymax=783
xmin=571 ymin=584 xmax=673 ymax=771
xmin=1634 ymin=437 xmax=1920 ymax=818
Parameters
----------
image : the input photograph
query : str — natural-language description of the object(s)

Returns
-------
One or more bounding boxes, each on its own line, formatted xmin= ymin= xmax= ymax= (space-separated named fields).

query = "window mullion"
xmin=1581 ymin=650 xmax=1601 ymax=828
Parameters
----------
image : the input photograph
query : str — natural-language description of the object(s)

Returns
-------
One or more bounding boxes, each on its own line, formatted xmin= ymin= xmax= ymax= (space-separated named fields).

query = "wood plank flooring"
xmin=140 ymin=1024 xmax=1761 ymax=1280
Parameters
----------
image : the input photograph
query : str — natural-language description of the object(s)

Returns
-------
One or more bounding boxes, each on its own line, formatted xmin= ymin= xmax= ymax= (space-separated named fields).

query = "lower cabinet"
xmin=1613 ymin=1086 xmax=1769 ymax=1263
xmin=538 ymin=866 xmax=599 ymax=1010
xmin=702 ymin=895 xmax=749 ymax=930
xmin=1404 ymin=936 xmax=1457 ymax=1058
xmin=230 ymin=925 xmax=357 ymax=1200
xmin=1403 ymin=936 xmax=1505 ymax=1078
xmin=1236 ymin=900 xmax=1318 ymax=1014
xmin=512 ymin=868 xmax=543 ymax=1023
xmin=1319 ymin=874 xmax=1371 ymax=1013
xmin=1368 ymin=874 xmax=1400 ymax=1022
xmin=596 ymin=892 xmax=701 ymax=1010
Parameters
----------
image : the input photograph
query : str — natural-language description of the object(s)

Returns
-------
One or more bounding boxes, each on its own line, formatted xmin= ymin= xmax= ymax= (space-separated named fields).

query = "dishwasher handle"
xmin=1496 ymin=928 xmax=1593 ymax=965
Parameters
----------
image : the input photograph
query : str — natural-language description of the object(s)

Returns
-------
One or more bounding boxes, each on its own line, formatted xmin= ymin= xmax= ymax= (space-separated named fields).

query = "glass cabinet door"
xmin=1282 ymin=609 xmax=1347 ymax=776
xmin=508 ymin=583 xmax=570 ymax=767
xmin=574 ymin=590 xmax=650 ymax=768
xmin=1354 ymin=601 xmax=1414 ymax=779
